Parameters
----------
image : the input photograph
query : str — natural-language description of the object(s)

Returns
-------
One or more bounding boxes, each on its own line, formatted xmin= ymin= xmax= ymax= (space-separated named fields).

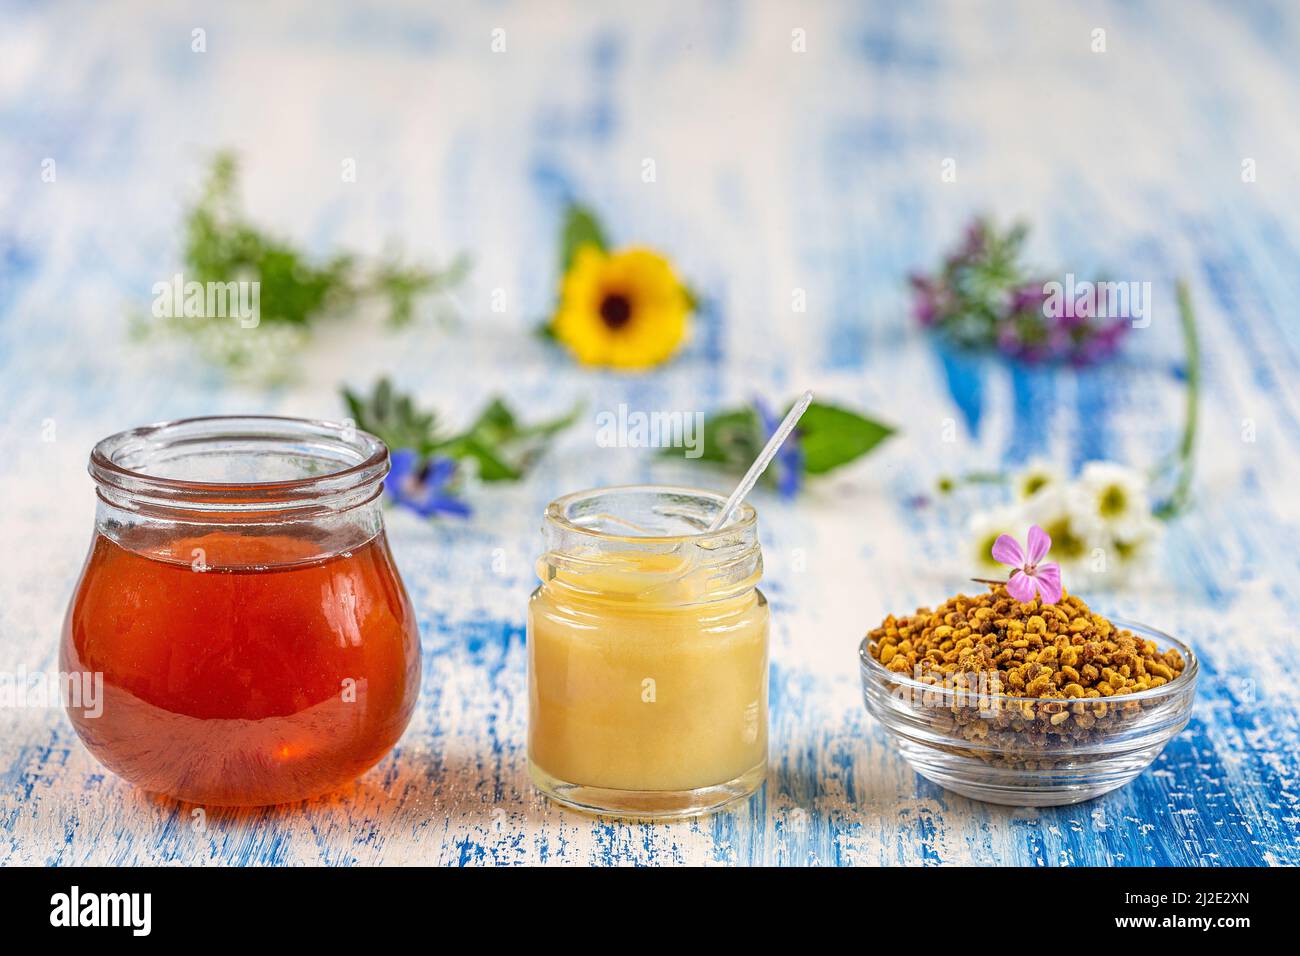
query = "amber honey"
xmin=64 ymin=416 xmax=421 ymax=806
xmin=62 ymin=530 xmax=419 ymax=806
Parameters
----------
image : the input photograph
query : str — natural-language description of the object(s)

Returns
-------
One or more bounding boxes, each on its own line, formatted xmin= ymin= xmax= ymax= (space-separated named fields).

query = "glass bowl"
xmin=858 ymin=618 xmax=1198 ymax=806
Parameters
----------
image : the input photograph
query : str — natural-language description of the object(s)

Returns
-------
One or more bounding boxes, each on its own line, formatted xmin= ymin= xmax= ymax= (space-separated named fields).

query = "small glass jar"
xmin=527 ymin=485 xmax=769 ymax=818
xmin=61 ymin=416 xmax=421 ymax=806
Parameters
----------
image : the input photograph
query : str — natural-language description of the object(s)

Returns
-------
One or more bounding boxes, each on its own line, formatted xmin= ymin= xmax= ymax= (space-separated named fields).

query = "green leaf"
xmin=682 ymin=284 xmax=702 ymax=313
xmin=182 ymin=155 xmax=360 ymax=329
xmin=514 ymin=400 xmax=584 ymax=440
xmin=440 ymin=397 xmax=584 ymax=481
xmin=559 ymin=203 xmax=608 ymax=273
xmin=704 ymin=407 xmax=764 ymax=466
xmin=796 ymin=401 xmax=895 ymax=475
xmin=167 ymin=152 xmax=469 ymax=377
xmin=435 ymin=435 xmax=523 ymax=482
xmin=342 ymin=379 xmax=579 ymax=483
xmin=660 ymin=407 xmax=763 ymax=467
xmin=369 ymin=252 xmax=473 ymax=328
xmin=343 ymin=377 xmax=440 ymax=455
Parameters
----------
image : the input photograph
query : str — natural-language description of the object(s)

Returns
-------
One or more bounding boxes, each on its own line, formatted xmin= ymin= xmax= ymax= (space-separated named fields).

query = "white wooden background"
xmin=1 ymin=0 xmax=1298 ymax=865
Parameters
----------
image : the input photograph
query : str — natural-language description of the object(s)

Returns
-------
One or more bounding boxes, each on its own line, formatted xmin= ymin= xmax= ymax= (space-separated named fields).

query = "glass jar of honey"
xmin=528 ymin=486 xmax=769 ymax=818
xmin=61 ymin=416 xmax=421 ymax=806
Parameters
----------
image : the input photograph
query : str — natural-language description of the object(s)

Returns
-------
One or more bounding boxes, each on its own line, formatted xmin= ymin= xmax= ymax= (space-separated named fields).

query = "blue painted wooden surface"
xmin=2 ymin=0 xmax=1299 ymax=866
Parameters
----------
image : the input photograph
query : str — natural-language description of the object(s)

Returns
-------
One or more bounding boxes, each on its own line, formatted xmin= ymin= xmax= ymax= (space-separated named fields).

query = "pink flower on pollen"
xmin=992 ymin=524 xmax=1063 ymax=605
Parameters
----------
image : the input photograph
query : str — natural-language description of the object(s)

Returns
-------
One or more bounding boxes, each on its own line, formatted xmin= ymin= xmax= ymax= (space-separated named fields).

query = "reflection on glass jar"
xmin=528 ymin=486 xmax=769 ymax=819
xmin=61 ymin=416 xmax=421 ymax=806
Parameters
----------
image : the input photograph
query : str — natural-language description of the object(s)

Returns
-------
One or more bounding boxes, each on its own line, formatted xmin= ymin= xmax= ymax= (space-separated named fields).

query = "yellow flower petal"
xmin=553 ymin=245 xmax=691 ymax=369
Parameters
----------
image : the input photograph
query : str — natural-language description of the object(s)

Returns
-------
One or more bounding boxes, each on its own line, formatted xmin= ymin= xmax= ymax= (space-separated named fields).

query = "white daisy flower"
xmin=1020 ymin=484 xmax=1106 ymax=577
xmin=1073 ymin=517 xmax=1164 ymax=589
xmin=1013 ymin=458 xmax=1065 ymax=502
xmin=1077 ymin=461 xmax=1152 ymax=537
xmin=1110 ymin=512 xmax=1164 ymax=569
xmin=967 ymin=505 xmax=1024 ymax=576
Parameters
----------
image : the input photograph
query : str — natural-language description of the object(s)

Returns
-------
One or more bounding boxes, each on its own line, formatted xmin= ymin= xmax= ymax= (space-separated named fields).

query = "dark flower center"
xmin=599 ymin=292 xmax=633 ymax=330
xmin=1099 ymin=485 xmax=1127 ymax=517
xmin=1044 ymin=517 xmax=1085 ymax=559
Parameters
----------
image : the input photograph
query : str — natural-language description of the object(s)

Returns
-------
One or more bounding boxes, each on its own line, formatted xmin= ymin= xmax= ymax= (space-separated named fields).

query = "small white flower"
xmin=1110 ymin=513 xmax=1164 ymax=568
xmin=1074 ymin=518 xmax=1163 ymax=589
xmin=968 ymin=505 xmax=1023 ymax=574
xmin=1020 ymin=484 xmax=1106 ymax=576
xmin=1077 ymin=461 xmax=1152 ymax=537
xmin=1013 ymin=458 xmax=1065 ymax=502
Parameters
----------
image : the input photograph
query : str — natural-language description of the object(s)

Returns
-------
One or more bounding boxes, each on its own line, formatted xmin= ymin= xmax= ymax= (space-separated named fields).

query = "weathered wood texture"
xmin=1 ymin=0 xmax=1298 ymax=865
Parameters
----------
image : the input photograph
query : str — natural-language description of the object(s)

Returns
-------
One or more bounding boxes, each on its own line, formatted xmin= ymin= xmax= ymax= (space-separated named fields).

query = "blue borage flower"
xmin=384 ymin=449 xmax=471 ymax=518
xmin=753 ymin=396 xmax=804 ymax=500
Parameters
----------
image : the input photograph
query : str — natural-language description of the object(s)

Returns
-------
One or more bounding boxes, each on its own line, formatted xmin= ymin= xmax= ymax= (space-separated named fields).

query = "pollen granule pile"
xmin=866 ymin=585 xmax=1187 ymax=753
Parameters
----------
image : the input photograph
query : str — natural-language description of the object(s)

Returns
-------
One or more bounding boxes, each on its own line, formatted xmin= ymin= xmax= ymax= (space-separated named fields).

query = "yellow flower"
xmin=553 ymin=245 xmax=690 ymax=368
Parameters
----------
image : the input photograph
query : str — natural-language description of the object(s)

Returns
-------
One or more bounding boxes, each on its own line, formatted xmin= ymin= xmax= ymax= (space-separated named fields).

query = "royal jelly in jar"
xmin=61 ymin=416 xmax=421 ymax=806
xmin=527 ymin=486 xmax=769 ymax=818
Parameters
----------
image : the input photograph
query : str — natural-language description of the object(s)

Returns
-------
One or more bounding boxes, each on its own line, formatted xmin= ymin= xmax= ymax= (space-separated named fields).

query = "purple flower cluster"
xmin=910 ymin=219 xmax=1130 ymax=366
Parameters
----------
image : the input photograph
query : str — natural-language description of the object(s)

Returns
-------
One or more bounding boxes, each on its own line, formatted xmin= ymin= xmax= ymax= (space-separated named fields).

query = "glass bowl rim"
xmin=858 ymin=615 xmax=1198 ymax=706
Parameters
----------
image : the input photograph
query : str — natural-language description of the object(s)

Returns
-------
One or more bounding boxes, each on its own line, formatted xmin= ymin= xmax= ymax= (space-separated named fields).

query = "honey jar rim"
xmin=544 ymin=484 xmax=758 ymax=545
xmin=88 ymin=415 xmax=389 ymax=515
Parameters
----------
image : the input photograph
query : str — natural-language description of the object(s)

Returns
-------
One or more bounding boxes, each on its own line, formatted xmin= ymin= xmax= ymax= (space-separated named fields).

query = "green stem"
xmin=937 ymin=470 xmax=1009 ymax=494
xmin=961 ymin=470 xmax=1010 ymax=484
xmin=1155 ymin=279 xmax=1199 ymax=519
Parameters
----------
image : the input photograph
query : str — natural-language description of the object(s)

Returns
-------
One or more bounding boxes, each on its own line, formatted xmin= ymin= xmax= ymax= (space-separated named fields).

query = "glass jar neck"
xmin=538 ymin=486 xmax=762 ymax=607
xmin=88 ymin=416 xmax=389 ymax=564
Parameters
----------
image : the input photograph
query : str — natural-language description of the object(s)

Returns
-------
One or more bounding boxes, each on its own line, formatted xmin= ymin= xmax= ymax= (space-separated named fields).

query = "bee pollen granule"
xmin=866 ymin=586 xmax=1187 ymax=748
